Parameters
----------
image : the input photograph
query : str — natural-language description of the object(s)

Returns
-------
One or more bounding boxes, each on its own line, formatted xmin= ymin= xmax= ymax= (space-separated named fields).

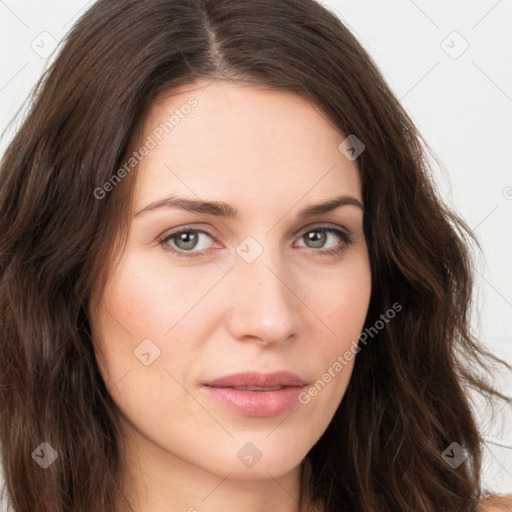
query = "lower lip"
xmin=200 ymin=385 xmax=306 ymax=417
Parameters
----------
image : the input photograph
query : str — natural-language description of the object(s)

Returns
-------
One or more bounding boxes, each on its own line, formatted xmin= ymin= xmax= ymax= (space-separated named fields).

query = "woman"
xmin=0 ymin=0 xmax=510 ymax=511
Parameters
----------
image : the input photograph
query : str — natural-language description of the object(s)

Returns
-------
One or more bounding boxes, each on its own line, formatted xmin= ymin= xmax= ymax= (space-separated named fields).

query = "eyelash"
xmin=157 ymin=225 xmax=354 ymax=259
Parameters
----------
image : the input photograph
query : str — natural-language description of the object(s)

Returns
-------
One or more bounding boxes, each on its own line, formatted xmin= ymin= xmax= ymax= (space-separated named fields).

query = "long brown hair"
xmin=0 ymin=1 xmax=510 ymax=511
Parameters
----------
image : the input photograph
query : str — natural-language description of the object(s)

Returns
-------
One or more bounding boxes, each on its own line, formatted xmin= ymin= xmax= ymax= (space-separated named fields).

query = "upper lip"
xmin=203 ymin=371 xmax=308 ymax=388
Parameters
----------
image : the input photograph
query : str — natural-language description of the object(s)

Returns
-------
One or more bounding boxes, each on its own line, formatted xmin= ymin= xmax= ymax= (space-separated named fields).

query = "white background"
xmin=0 ymin=0 xmax=511 ymax=504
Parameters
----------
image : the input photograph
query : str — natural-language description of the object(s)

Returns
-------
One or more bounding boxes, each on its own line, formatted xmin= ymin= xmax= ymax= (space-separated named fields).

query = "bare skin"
xmin=90 ymin=79 xmax=371 ymax=512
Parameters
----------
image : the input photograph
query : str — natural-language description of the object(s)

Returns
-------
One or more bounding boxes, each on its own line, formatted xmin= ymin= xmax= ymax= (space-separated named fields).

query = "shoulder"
xmin=477 ymin=494 xmax=512 ymax=512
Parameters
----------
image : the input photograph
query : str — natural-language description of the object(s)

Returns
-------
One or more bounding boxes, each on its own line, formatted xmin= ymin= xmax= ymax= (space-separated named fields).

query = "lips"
xmin=200 ymin=371 xmax=308 ymax=417
xmin=203 ymin=371 xmax=308 ymax=388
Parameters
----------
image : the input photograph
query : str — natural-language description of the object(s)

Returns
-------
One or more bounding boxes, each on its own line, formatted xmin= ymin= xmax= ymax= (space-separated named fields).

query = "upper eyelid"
xmin=161 ymin=222 xmax=349 ymax=236
xmin=295 ymin=223 xmax=351 ymax=237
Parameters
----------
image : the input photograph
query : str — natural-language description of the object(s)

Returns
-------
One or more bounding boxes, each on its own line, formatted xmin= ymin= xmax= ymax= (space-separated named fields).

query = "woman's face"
xmin=90 ymin=80 xmax=371 ymax=482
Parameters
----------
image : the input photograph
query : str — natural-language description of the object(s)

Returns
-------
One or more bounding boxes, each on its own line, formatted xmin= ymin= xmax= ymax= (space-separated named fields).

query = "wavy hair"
xmin=0 ymin=1 xmax=510 ymax=511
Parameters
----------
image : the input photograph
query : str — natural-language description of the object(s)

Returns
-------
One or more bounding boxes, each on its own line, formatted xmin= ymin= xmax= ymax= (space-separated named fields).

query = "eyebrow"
xmin=134 ymin=194 xmax=363 ymax=219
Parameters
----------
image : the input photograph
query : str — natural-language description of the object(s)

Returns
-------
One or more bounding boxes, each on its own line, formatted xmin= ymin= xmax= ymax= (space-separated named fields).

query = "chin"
xmin=213 ymin=437 xmax=309 ymax=480
xmin=220 ymin=457 xmax=303 ymax=481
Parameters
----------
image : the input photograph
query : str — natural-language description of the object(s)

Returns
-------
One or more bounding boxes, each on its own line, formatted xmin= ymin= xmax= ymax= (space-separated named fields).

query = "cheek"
xmin=315 ymin=254 xmax=372 ymax=347
xmin=90 ymin=263 xmax=196 ymax=427
xmin=90 ymin=254 xmax=173 ymax=390
xmin=91 ymin=249 xmax=222 ymax=395
xmin=303 ymin=253 xmax=371 ymax=398
xmin=98 ymin=250 xmax=208 ymax=342
xmin=105 ymin=261 xmax=173 ymax=334
xmin=296 ymin=283 xmax=367 ymax=432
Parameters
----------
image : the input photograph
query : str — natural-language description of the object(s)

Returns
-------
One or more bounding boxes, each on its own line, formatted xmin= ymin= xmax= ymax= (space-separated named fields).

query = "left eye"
xmin=158 ymin=226 xmax=352 ymax=258
xmin=295 ymin=227 xmax=348 ymax=250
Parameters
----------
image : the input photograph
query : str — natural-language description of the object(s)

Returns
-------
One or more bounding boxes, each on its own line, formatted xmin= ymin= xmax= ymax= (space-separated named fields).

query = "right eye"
xmin=158 ymin=228 xmax=215 ymax=258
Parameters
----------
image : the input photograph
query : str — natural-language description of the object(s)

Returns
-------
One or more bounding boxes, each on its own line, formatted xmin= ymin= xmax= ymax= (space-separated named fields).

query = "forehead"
xmin=131 ymin=80 xmax=362 ymax=213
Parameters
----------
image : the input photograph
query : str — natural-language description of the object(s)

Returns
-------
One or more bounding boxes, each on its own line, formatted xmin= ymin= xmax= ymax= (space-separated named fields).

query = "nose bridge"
xmin=227 ymin=233 xmax=298 ymax=343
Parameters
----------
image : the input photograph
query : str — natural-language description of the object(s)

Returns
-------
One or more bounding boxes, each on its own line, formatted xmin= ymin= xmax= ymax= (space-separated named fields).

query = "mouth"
xmin=202 ymin=370 xmax=308 ymax=388
xmin=200 ymin=371 xmax=308 ymax=417
xmin=228 ymin=385 xmax=285 ymax=391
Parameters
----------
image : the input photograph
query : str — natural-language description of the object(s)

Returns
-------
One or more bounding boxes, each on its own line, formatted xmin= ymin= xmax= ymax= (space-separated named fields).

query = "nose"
xmin=225 ymin=244 xmax=300 ymax=347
